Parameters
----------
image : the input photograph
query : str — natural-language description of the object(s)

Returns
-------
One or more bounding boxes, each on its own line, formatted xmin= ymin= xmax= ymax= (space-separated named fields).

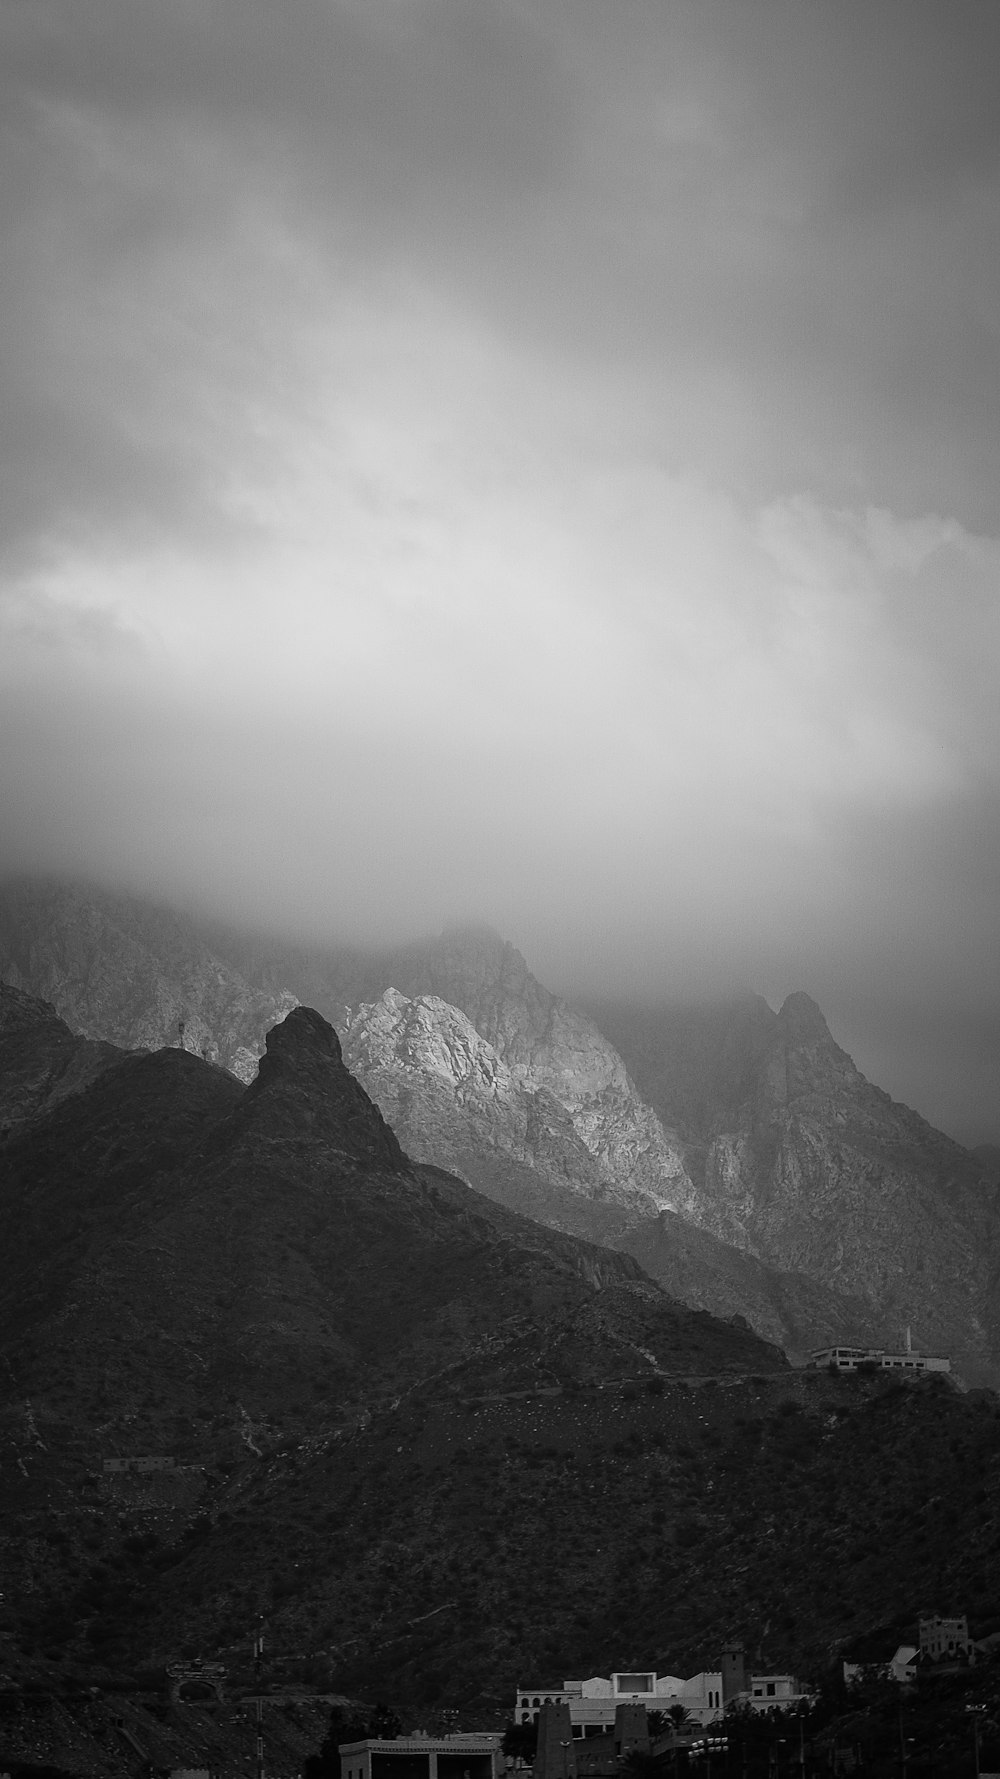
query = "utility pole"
xmin=897 ymin=1696 xmax=911 ymax=1777
xmin=254 ymin=1616 xmax=265 ymax=1779
xmin=966 ymin=1704 xmax=986 ymax=1779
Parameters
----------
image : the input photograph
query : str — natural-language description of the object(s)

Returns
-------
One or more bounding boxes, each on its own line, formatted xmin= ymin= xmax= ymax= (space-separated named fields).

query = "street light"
xmin=966 ymin=1705 xmax=987 ymax=1779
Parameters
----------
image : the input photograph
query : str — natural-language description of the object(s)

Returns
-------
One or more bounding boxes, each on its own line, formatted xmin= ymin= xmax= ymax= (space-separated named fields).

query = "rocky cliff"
xmin=0 ymin=877 xmax=299 ymax=1080
xmin=0 ymin=884 xmax=696 ymax=1217
xmin=0 ymin=980 xmax=124 ymax=1134
xmin=589 ymin=991 xmax=1000 ymax=1381
xmin=338 ymin=986 xmax=893 ymax=1358
xmin=343 ymin=987 xmax=662 ymax=1234
xmin=339 ymin=928 xmax=698 ymax=1221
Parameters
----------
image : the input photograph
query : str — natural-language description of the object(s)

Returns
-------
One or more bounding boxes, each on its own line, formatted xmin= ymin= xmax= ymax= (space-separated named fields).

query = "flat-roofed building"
xmin=745 ymin=1675 xmax=812 ymax=1713
xmin=809 ymin=1345 xmax=950 ymax=1375
xmin=340 ymin=1734 xmax=503 ymax=1779
xmin=513 ymin=1671 xmax=724 ymax=1731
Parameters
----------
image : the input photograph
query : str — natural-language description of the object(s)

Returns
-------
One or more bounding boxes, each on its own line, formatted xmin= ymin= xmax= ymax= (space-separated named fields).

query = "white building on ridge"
xmin=809 ymin=1345 xmax=950 ymax=1375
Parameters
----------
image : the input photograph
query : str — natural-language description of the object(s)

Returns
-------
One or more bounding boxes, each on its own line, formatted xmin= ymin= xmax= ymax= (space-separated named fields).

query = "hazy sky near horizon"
xmin=2 ymin=0 xmax=999 ymax=1141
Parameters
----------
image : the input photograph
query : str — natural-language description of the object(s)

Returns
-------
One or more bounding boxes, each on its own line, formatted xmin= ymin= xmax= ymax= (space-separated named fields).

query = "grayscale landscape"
xmin=2 ymin=3 xmax=1000 ymax=1775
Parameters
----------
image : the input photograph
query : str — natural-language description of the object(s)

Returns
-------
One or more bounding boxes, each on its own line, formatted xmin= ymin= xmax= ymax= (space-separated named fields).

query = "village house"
xmin=843 ymin=1645 xmax=919 ymax=1689
xmin=843 ymin=1614 xmax=976 ymax=1690
xmin=918 ymin=1613 xmax=976 ymax=1668
xmin=745 ymin=1675 xmax=814 ymax=1713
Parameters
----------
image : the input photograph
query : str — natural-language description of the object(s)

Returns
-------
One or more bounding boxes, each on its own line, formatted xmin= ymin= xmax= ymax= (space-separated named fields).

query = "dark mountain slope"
xmin=194 ymin=1367 xmax=1000 ymax=1717
xmin=3 ymin=988 xmax=1000 ymax=1752
xmin=619 ymin=1210 xmax=888 ymax=1357
xmin=0 ymin=981 xmax=126 ymax=1134
xmin=0 ymin=988 xmax=781 ymax=1444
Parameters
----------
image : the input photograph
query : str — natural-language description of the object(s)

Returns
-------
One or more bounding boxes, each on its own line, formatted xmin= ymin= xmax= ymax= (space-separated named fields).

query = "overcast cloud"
xmin=1 ymin=0 xmax=999 ymax=1143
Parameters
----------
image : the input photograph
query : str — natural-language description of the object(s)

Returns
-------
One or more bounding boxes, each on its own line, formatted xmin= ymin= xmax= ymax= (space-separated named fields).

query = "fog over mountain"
xmin=2 ymin=1 xmax=999 ymax=1145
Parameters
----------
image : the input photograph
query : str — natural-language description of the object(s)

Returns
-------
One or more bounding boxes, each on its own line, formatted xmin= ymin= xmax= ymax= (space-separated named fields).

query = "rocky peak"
xmin=0 ymin=982 xmax=63 ymax=1035
xmin=343 ymin=984 xmax=696 ymax=1222
xmin=237 ymin=1005 xmax=406 ymax=1171
xmin=345 ymin=988 xmax=518 ymax=1104
xmin=403 ymin=928 xmax=540 ymax=1054
xmin=764 ymin=991 xmax=862 ymax=1106
xmin=778 ymin=991 xmax=834 ymax=1042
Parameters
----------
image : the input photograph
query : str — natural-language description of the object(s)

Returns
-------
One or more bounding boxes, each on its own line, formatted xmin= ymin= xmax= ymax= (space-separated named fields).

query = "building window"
xmin=615 ymin=1675 xmax=654 ymax=1695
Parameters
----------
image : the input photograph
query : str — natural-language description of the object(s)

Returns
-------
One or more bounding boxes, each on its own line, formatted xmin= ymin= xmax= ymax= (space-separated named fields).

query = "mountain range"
xmin=2 ymin=876 xmax=997 ymax=1382
xmin=3 ymin=968 xmax=1000 ymax=1759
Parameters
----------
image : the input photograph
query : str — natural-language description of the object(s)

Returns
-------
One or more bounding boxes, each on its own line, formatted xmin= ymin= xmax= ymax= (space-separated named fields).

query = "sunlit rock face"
xmin=343 ymin=982 xmax=697 ymax=1226
xmin=342 ymin=987 xmax=616 ymax=1238
xmin=372 ymin=927 xmax=699 ymax=1217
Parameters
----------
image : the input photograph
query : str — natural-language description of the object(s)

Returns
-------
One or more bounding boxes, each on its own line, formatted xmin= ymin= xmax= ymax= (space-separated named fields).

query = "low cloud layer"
xmin=2 ymin=1 xmax=999 ymax=1143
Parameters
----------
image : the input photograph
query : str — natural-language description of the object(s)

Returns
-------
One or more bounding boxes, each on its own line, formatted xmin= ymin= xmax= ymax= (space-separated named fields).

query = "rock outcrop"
xmin=0 ymin=877 xmax=298 ymax=1080
xmin=357 ymin=928 xmax=698 ymax=1219
xmin=340 ymin=986 xmax=901 ymax=1357
xmin=0 ymin=983 xmax=127 ymax=1134
xmin=589 ymin=991 xmax=1000 ymax=1382
xmin=342 ymin=987 xmax=632 ymax=1235
xmin=236 ymin=1004 xmax=407 ymax=1173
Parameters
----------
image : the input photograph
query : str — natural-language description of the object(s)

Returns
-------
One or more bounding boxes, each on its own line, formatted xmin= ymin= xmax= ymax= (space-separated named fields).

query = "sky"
xmin=1 ymin=0 xmax=999 ymax=1144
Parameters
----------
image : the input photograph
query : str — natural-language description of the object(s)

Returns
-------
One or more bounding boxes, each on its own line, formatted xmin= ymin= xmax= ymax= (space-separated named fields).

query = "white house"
xmin=809 ymin=1344 xmax=950 ymax=1376
xmin=513 ymin=1671 xmax=724 ymax=1732
xmin=744 ymin=1675 xmax=813 ymax=1713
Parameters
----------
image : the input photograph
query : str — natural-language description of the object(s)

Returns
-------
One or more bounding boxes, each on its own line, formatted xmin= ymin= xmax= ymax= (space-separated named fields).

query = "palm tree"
xmin=664 ymin=1703 xmax=691 ymax=1777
